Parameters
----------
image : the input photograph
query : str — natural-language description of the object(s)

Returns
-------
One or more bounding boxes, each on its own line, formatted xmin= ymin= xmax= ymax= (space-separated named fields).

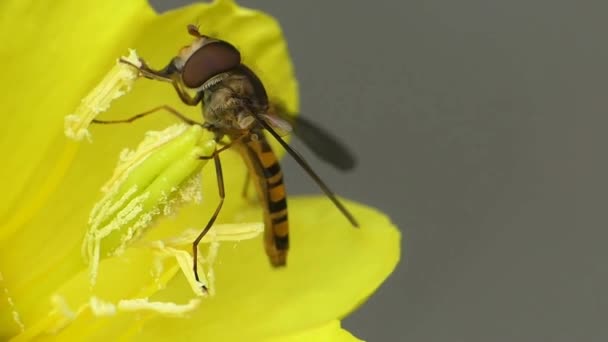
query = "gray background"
xmin=151 ymin=1 xmax=605 ymax=341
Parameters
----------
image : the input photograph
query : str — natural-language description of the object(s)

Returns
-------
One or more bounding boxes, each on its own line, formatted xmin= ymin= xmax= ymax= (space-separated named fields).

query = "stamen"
xmin=89 ymin=296 xmax=117 ymax=316
xmin=0 ymin=271 xmax=24 ymax=332
xmin=117 ymin=298 xmax=201 ymax=316
xmin=83 ymin=125 xmax=216 ymax=286
xmin=147 ymin=223 xmax=263 ymax=296
xmin=64 ymin=49 xmax=141 ymax=141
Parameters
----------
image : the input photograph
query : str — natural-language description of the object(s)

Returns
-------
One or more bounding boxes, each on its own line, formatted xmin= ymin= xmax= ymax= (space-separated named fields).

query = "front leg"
xmin=170 ymin=77 xmax=203 ymax=106
xmin=119 ymin=57 xmax=203 ymax=106
xmin=120 ymin=57 xmax=172 ymax=83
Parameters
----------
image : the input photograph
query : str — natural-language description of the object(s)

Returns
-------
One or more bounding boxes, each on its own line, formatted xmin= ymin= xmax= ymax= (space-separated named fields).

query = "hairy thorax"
xmin=202 ymin=71 xmax=267 ymax=136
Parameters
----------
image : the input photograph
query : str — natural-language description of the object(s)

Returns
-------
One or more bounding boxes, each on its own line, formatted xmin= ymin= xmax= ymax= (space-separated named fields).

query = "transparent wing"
xmin=269 ymin=101 xmax=356 ymax=171
xmin=289 ymin=114 xmax=357 ymax=171
xmin=259 ymin=113 xmax=292 ymax=137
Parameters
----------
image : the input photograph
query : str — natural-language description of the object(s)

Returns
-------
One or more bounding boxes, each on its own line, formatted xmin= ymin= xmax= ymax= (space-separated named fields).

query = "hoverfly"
xmin=94 ymin=25 xmax=358 ymax=283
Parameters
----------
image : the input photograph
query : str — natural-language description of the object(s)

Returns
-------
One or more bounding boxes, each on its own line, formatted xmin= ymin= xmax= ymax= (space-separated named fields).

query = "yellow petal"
xmin=0 ymin=1 xmax=399 ymax=341
xmin=1 ymin=0 xmax=299 ymax=337
xmin=265 ymin=320 xmax=361 ymax=342
xmin=139 ymin=197 xmax=399 ymax=340
xmin=0 ymin=0 xmax=154 ymax=335
xmin=0 ymin=0 xmax=154 ymax=240
xmin=14 ymin=198 xmax=398 ymax=340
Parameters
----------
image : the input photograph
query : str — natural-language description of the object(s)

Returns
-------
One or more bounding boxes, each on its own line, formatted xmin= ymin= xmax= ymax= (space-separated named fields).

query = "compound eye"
xmin=182 ymin=42 xmax=241 ymax=88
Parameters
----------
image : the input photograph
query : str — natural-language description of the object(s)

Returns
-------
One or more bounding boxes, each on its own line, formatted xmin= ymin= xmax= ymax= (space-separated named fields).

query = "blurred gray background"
xmin=151 ymin=1 xmax=605 ymax=341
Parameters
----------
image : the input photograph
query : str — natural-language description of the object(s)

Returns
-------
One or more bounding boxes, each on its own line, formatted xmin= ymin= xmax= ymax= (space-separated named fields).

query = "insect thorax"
xmin=201 ymin=67 xmax=268 ymax=135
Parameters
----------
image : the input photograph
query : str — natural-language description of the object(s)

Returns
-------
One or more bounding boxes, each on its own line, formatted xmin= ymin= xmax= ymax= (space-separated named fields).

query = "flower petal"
xmin=138 ymin=197 xmax=400 ymax=340
xmin=2 ymin=1 xmax=390 ymax=341
xmin=0 ymin=0 xmax=155 ymax=241
xmin=265 ymin=320 xmax=361 ymax=342
xmin=0 ymin=0 xmax=155 ymax=335
xmin=15 ymin=197 xmax=398 ymax=340
xmin=1 ymin=0 xmax=300 ymax=338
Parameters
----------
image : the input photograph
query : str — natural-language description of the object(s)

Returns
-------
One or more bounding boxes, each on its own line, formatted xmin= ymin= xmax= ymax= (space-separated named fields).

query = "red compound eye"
xmin=181 ymin=41 xmax=241 ymax=88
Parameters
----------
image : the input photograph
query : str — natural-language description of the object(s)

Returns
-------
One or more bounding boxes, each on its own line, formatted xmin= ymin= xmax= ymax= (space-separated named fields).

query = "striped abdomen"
xmin=237 ymin=130 xmax=289 ymax=267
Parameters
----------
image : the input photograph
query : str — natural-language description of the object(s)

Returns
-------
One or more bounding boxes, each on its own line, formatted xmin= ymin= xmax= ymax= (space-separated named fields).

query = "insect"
xmin=94 ymin=25 xmax=358 ymax=284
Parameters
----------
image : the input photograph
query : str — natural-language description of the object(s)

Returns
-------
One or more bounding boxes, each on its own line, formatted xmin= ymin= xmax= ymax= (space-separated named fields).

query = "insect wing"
xmin=290 ymin=115 xmax=357 ymax=171
xmin=269 ymin=101 xmax=356 ymax=171
xmin=260 ymin=113 xmax=292 ymax=136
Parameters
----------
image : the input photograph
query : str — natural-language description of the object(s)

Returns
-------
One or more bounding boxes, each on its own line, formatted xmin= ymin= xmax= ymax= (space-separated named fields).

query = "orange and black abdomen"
xmin=237 ymin=130 xmax=289 ymax=267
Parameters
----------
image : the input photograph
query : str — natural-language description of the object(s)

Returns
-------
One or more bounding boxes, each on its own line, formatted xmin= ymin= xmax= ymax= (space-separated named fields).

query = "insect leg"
xmin=212 ymin=135 xmax=255 ymax=201
xmin=119 ymin=58 xmax=173 ymax=83
xmin=192 ymin=152 xmax=225 ymax=285
xmin=119 ymin=57 xmax=202 ymax=106
xmin=92 ymin=105 xmax=201 ymax=126
xmin=241 ymin=172 xmax=250 ymax=198
xmin=171 ymin=77 xmax=203 ymax=106
xmin=215 ymin=135 xmax=254 ymax=200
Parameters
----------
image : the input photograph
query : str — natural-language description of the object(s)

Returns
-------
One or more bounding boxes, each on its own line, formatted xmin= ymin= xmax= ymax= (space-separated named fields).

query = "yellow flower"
xmin=0 ymin=0 xmax=400 ymax=340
